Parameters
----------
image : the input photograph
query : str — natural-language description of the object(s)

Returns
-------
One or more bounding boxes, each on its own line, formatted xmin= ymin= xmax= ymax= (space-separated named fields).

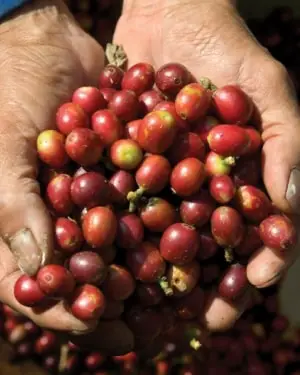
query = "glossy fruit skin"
xmin=155 ymin=63 xmax=192 ymax=97
xmin=140 ymin=197 xmax=177 ymax=232
xmin=171 ymin=158 xmax=206 ymax=197
xmin=205 ymin=151 xmax=234 ymax=177
xmin=37 ymin=130 xmax=69 ymax=168
xmin=46 ymin=174 xmax=73 ymax=216
xmin=211 ymin=206 xmax=245 ymax=247
xmin=99 ymin=87 xmax=117 ymax=104
xmin=85 ymin=352 xmax=106 ymax=371
xmin=65 ymin=128 xmax=104 ymax=166
xmin=126 ymin=242 xmax=166 ymax=283
xmin=167 ymin=132 xmax=205 ymax=165
xmin=135 ymin=155 xmax=171 ymax=194
xmin=82 ymin=206 xmax=117 ymax=248
xmin=173 ymin=286 xmax=204 ymax=320
xmin=175 ymin=83 xmax=211 ymax=122
xmin=218 ymin=263 xmax=248 ymax=300
xmin=56 ymin=102 xmax=89 ymax=135
xmin=55 ymin=217 xmax=83 ymax=254
xmin=167 ymin=261 xmax=200 ymax=297
xmin=68 ymin=251 xmax=107 ymax=285
xmin=235 ymin=225 xmax=263 ymax=257
xmin=35 ymin=331 xmax=57 ymax=355
xmin=136 ymin=283 xmax=164 ymax=306
xmin=99 ymin=64 xmax=124 ymax=89
xmin=110 ymin=139 xmax=143 ymax=170
xmin=102 ymin=299 xmax=124 ymax=319
xmin=235 ymin=185 xmax=271 ymax=222
xmin=207 ymin=125 xmax=250 ymax=157
xmin=37 ymin=265 xmax=75 ymax=298
xmin=139 ymin=90 xmax=164 ymax=115
xmin=109 ymin=170 xmax=136 ymax=205
xmin=213 ymin=85 xmax=253 ymax=124
xmin=70 ymin=172 xmax=110 ymax=208
xmin=14 ymin=275 xmax=46 ymax=307
xmin=137 ymin=110 xmax=177 ymax=154
xmin=160 ymin=223 xmax=200 ymax=265
xmin=180 ymin=190 xmax=216 ymax=228
xmin=91 ymin=109 xmax=123 ymax=146
xmin=232 ymin=157 xmax=261 ymax=187
xmin=154 ymin=100 xmax=190 ymax=133
xmin=243 ymin=127 xmax=262 ymax=155
xmin=259 ymin=215 xmax=297 ymax=251
xmin=108 ymin=89 xmax=140 ymax=122
xmin=209 ymin=175 xmax=236 ymax=204
xmin=122 ymin=62 xmax=155 ymax=95
xmin=126 ymin=305 xmax=163 ymax=340
xmin=197 ymin=231 xmax=219 ymax=260
xmin=73 ymin=164 xmax=105 ymax=178
xmin=116 ymin=212 xmax=144 ymax=249
xmin=72 ymin=86 xmax=106 ymax=114
xmin=70 ymin=284 xmax=106 ymax=320
xmin=193 ymin=116 xmax=220 ymax=144
xmin=102 ymin=264 xmax=135 ymax=301
xmin=124 ymin=119 xmax=142 ymax=142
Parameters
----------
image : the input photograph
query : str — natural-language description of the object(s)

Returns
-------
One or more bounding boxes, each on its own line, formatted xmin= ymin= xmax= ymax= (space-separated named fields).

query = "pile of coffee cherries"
xmin=12 ymin=56 xmax=297 ymax=355
xmin=3 ymin=286 xmax=300 ymax=375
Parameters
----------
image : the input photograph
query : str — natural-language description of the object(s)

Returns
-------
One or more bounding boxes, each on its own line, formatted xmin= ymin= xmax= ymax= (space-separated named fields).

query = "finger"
xmin=201 ymin=289 xmax=252 ymax=332
xmin=70 ymin=320 xmax=135 ymax=355
xmin=0 ymin=183 xmax=53 ymax=276
xmin=0 ymin=268 xmax=97 ymax=334
xmin=247 ymin=245 xmax=296 ymax=289
xmin=258 ymin=65 xmax=300 ymax=214
xmin=247 ymin=215 xmax=300 ymax=288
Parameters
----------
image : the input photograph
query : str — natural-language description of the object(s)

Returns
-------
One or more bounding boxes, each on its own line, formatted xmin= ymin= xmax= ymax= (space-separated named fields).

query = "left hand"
xmin=113 ymin=0 xmax=300 ymax=332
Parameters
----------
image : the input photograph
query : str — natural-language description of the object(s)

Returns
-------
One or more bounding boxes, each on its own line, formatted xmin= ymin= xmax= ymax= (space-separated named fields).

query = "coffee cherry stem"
xmin=199 ymin=76 xmax=217 ymax=92
xmin=190 ymin=338 xmax=201 ymax=351
xmin=224 ymin=247 xmax=234 ymax=263
xmin=127 ymin=187 xmax=147 ymax=212
xmin=105 ymin=43 xmax=128 ymax=68
xmin=224 ymin=156 xmax=237 ymax=166
xmin=159 ymin=276 xmax=174 ymax=296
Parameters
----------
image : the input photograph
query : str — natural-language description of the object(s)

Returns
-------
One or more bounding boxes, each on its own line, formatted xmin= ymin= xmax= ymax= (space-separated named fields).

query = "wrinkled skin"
xmin=0 ymin=0 xmax=133 ymax=355
xmin=114 ymin=0 xmax=300 ymax=333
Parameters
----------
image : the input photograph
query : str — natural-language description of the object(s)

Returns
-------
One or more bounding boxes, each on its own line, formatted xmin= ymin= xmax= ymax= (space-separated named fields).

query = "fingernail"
xmin=286 ymin=167 xmax=300 ymax=214
xmin=8 ymin=228 xmax=42 ymax=276
xmin=247 ymin=247 xmax=286 ymax=288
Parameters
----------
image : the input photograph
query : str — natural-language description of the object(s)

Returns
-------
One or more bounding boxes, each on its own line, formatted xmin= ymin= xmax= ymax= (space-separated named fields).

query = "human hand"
xmin=114 ymin=0 xmax=300 ymax=331
xmin=0 ymin=0 xmax=133 ymax=354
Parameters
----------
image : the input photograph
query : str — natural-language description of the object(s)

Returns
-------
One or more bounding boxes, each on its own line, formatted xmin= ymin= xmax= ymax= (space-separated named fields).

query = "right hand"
xmin=0 ymin=0 xmax=133 ymax=354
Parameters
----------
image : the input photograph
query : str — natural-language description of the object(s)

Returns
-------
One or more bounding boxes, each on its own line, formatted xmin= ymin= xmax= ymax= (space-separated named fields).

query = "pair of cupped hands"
xmin=0 ymin=0 xmax=300 ymax=355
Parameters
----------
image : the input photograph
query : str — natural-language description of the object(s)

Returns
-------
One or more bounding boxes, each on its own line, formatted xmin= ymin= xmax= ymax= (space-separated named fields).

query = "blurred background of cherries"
xmin=4 ymin=2 xmax=300 ymax=375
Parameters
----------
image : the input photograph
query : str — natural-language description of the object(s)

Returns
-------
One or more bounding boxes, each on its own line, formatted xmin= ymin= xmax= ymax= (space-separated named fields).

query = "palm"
xmin=114 ymin=1 xmax=300 ymax=331
xmin=0 ymin=1 xmax=104 ymax=328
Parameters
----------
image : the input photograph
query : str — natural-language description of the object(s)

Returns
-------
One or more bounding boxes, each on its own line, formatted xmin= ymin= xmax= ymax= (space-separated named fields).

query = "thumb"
xmin=0 ymin=131 xmax=53 ymax=276
xmin=256 ymin=62 xmax=300 ymax=214
xmin=1 ymin=192 xmax=53 ymax=276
